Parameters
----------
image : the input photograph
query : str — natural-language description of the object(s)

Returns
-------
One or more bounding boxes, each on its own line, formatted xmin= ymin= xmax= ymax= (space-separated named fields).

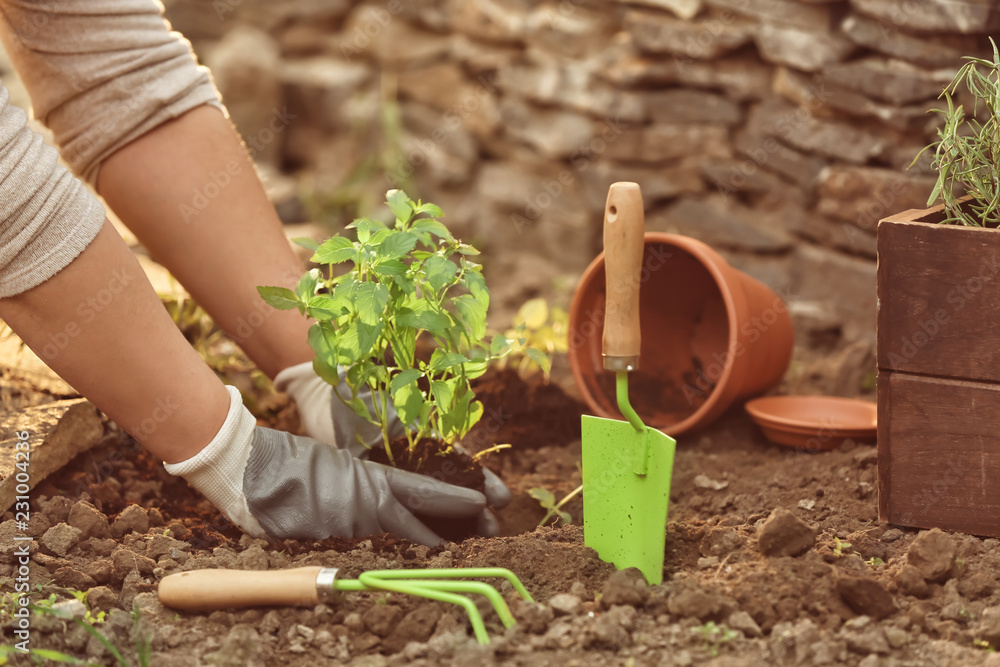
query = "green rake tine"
xmin=356 ymin=575 xmax=492 ymax=644
xmin=359 ymin=568 xmax=535 ymax=602
xmin=366 ymin=578 xmax=517 ymax=628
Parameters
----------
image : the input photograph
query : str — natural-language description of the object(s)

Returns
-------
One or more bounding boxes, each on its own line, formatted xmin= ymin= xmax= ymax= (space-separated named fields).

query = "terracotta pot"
xmin=568 ymin=233 xmax=794 ymax=436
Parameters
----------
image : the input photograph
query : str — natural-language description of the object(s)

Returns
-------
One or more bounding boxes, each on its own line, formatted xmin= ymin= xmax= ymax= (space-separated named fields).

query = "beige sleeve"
xmin=0 ymin=0 xmax=225 ymax=185
xmin=0 ymin=82 xmax=105 ymax=298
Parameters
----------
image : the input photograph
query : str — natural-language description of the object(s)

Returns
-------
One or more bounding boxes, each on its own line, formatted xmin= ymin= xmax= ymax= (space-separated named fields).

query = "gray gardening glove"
xmin=275 ymin=361 xmax=512 ymax=513
xmin=165 ymin=387 xmax=489 ymax=547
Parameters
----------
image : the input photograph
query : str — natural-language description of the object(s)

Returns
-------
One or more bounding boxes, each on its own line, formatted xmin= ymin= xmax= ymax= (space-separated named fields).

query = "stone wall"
xmin=163 ymin=0 xmax=1000 ymax=396
xmin=11 ymin=0 xmax=993 ymax=396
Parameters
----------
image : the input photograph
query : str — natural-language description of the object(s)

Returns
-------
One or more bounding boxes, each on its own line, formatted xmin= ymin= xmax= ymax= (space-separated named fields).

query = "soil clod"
xmin=757 ymin=509 xmax=817 ymax=557
xmin=836 ymin=575 xmax=897 ymax=620
xmin=906 ymin=528 xmax=957 ymax=583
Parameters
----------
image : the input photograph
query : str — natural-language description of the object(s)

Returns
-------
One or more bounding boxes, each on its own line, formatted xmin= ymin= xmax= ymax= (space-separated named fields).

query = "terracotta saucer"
xmin=745 ymin=396 xmax=877 ymax=450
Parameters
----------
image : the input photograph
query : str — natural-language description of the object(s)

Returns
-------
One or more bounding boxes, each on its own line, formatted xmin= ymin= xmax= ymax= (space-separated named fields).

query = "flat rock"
xmin=755 ymin=24 xmax=857 ymax=72
xmin=840 ymin=13 xmax=973 ymax=67
xmin=707 ymin=0 xmax=836 ymax=29
xmin=500 ymin=98 xmax=593 ymax=159
xmin=647 ymin=89 xmax=742 ymax=125
xmin=836 ymin=576 xmax=896 ymax=620
xmin=907 ymin=528 xmax=956 ymax=583
xmin=816 ymin=166 xmax=936 ymax=232
xmin=0 ymin=400 xmax=104 ymax=514
xmin=650 ymin=196 xmax=794 ymax=252
xmin=625 ymin=10 xmax=753 ymax=58
xmin=850 ymin=0 xmax=1000 ymax=34
xmin=605 ymin=124 xmax=730 ymax=163
xmin=823 ymin=57 xmax=949 ymax=106
xmin=628 ymin=0 xmax=703 ymax=20
xmin=757 ymin=510 xmax=817 ymax=557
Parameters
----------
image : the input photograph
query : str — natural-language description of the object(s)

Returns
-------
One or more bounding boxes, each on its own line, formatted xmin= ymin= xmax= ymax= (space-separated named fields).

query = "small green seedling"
xmin=698 ymin=621 xmax=740 ymax=657
xmin=832 ymin=537 xmax=852 ymax=557
xmin=529 ymin=485 xmax=583 ymax=527
xmin=260 ymin=190 xmax=541 ymax=463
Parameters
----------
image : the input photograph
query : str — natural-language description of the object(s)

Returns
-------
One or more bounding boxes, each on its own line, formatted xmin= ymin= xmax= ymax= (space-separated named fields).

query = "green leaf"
xmin=456 ymin=243 xmax=480 ymax=255
xmin=465 ymin=398 xmax=485 ymax=432
xmin=528 ymin=488 xmax=556 ymax=509
xmin=313 ymin=236 xmax=356 ymax=264
xmin=339 ymin=320 xmax=383 ymax=362
xmin=464 ymin=269 xmax=489 ymax=308
xmin=414 ymin=202 xmax=444 ymax=218
xmin=291 ymin=237 xmax=320 ymax=251
xmin=424 ymin=255 xmax=457 ymax=292
xmin=430 ymin=379 xmax=455 ymax=411
xmin=428 ymin=350 xmax=469 ymax=371
xmin=411 ymin=217 xmax=453 ymax=241
xmin=397 ymin=303 xmax=453 ymax=332
xmin=355 ymin=282 xmax=390 ymax=326
xmin=373 ymin=258 xmax=408 ymax=277
xmin=390 ymin=369 xmax=423 ymax=395
xmin=386 ymin=189 xmax=414 ymax=223
xmin=490 ymin=335 xmax=515 ymax=356
xmin=305 ymin=294 xmax=343 ymax=320
xmin=379 ymin=231 xmax=418 ymax=259
xmin=523 ymin=347 xmax=552 ymax=374
xmin=453 ymin=294 xmax=487 ymax=340
xmin=393 ymin=381 xmax=426 ymax=427
xmin=308 ymin=322 xmax=339 ymax=368
xmin=463 ymin=359 xmax=489 ymax=379
xmin=295 ymin=269 xmax=320 ymax=301
xmin=257 ymin=285 xmax=300 ymax=310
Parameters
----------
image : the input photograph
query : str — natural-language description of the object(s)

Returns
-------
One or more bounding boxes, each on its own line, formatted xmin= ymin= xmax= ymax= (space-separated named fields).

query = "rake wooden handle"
xmin=602 ymin=182 xmax=644 ymax=371
xmin=158 ymin=566 xmax=325 ymax=611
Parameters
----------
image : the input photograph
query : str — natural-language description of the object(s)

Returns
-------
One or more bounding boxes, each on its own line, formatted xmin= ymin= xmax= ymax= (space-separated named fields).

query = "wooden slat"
xmin=879 ymin=370 xmax=1000 ymax=537
xmin=877 ymin=213 xmax=1000 ymax=382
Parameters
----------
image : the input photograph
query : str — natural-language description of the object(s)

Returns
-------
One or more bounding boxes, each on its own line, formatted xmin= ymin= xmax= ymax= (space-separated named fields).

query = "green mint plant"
xmin=259 ymin=190 xmax=525 ymax=464
xmin=914 ymin=37 xmax=1000 ymax=227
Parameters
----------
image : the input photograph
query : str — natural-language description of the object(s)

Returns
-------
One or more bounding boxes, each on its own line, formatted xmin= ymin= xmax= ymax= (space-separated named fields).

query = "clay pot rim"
xmin=568 ymin=233 xmax=745 ymax=434
xmin=745 ymin=395 xmax=877 ymax=432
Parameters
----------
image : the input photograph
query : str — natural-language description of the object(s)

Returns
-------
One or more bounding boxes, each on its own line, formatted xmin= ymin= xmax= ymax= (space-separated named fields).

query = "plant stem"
xmin=539 ymin=484 xmax=583 ymax=527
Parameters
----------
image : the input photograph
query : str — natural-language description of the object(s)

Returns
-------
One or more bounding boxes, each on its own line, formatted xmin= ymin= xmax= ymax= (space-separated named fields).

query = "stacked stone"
xmin=156 ymin=0 xmax=996 ymax=376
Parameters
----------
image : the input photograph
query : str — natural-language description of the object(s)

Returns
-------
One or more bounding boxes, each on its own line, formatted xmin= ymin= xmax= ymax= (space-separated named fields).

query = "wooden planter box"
xmin=878 ymin=201 xmax=1000 ymax=537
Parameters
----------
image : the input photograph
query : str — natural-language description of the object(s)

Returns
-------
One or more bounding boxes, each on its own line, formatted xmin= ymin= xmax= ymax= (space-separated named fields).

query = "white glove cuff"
xmin=164 ymin=385 xmax=267 ymax=538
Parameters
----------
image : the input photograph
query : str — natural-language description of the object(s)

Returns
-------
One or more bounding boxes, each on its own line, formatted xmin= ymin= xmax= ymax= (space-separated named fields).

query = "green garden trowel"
xmin=581 ymin=182 xmax=676 ymax=585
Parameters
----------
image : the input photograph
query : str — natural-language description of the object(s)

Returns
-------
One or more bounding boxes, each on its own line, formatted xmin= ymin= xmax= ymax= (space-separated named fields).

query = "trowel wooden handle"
xmin=158 ymin=566 xmax=324 ymax=611
xmin=602 ymin=182 xmax=644 ymax=371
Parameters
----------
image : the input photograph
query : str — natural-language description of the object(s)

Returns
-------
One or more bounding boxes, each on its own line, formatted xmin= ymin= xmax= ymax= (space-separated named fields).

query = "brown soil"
xmin=4 ymin=364 xmax=1000 ymax=666
xmin=594 ymin=364 xmax=711 ymax=425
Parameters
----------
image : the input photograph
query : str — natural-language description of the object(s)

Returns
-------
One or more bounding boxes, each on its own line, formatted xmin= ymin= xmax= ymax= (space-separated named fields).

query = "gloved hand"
xmin=275 ymin=361 xmax=512 ymax=514
xmin=165 ymin=386 xmax=489 ymax=547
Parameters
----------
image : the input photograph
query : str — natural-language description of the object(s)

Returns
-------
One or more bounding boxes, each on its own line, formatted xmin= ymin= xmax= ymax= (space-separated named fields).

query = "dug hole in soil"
xmin=3 ymin=365 xmax=1000 ymax=666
